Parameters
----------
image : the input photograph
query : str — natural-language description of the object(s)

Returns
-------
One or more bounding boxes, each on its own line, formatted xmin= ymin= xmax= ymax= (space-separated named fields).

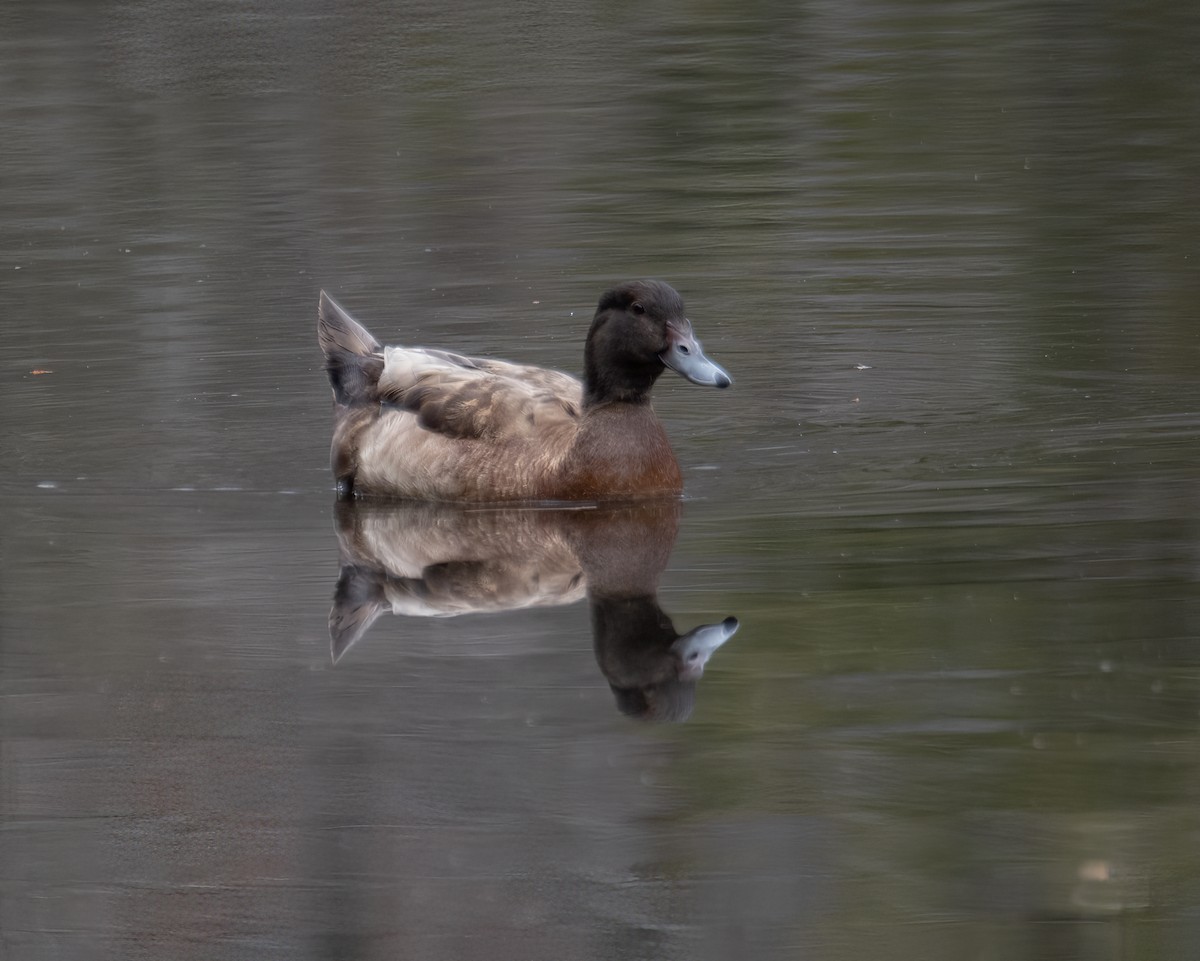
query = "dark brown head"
xmin=583 ymin=280 xmax=732 ymax=408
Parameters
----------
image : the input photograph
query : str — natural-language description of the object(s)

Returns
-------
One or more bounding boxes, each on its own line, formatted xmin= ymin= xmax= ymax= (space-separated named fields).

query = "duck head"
xmin=584 ymin=280 xmax=732 ymax=408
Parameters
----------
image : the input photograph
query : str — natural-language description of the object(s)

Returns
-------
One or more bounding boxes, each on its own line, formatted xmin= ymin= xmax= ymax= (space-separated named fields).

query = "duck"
xmin=317 ymin=280 xmax=731 ymax=501
xmin=328 ymin=499 xmax=739 ymax=721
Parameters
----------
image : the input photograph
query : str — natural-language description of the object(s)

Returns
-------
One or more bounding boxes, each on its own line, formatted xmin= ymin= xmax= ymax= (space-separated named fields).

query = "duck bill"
xmin=661 ymin=321 xmax=732 ymax=388
xmin=670 ymin=616 xmax=739 ymax=680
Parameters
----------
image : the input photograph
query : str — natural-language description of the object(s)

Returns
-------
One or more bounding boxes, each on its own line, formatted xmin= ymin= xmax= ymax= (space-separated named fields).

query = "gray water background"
xmin=3 ymin=1 xmax=1199 ymax=958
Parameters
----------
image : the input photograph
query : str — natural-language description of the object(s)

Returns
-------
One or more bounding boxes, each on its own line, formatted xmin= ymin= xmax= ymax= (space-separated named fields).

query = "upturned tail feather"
xmin=318 ymin=290 xmax=385 ymax=406
xmin=328 ymin=563 xmax=387 ymax=662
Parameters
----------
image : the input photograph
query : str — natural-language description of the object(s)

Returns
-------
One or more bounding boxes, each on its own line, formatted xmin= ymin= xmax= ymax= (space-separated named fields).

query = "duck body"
xmin=318 ymin=280 xmax=730 ymax=502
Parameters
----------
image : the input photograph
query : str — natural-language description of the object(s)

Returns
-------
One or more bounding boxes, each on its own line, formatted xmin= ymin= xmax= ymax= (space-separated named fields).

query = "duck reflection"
xmin=329 ymin=499 xmax=738 ymax=721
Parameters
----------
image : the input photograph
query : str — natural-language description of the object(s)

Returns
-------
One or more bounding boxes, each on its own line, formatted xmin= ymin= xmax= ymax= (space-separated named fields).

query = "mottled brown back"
xmin=377 ymin=347 xmax=582 ymax=443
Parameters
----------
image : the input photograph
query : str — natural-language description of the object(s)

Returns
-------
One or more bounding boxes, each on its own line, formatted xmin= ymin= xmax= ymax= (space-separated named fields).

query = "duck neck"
xmin=582 ymin=351 xmax=662 ymax=410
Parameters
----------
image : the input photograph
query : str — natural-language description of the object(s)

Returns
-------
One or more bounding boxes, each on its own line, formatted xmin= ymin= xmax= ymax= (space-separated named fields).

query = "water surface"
xmin=3 ymin=2 xmax=1199 ymax=959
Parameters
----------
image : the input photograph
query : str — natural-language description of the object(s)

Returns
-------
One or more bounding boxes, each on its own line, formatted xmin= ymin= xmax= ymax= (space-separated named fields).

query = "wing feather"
xmin=377 ymin=347 xmax=582 ymax=441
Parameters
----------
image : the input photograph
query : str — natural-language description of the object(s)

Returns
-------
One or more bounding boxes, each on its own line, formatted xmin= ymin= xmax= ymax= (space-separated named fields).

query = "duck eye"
xmin=631 ymin=302 xmax=645 ymax=315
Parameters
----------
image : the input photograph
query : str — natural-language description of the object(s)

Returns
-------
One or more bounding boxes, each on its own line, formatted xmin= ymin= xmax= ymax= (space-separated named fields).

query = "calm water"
xmin=3 ymin=1 xmax=1200 ymax=958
